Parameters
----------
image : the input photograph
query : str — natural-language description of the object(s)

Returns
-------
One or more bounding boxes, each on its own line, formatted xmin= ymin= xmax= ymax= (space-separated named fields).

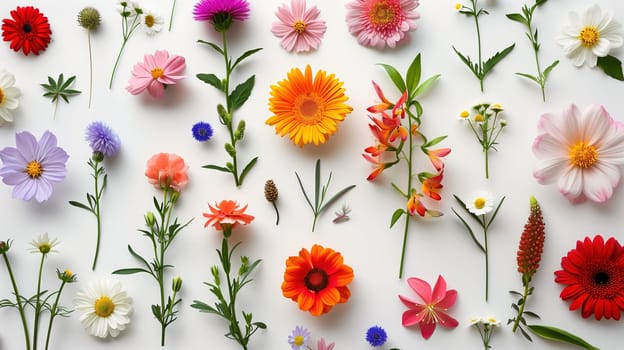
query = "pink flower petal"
xmin=582 ymin=162 xmax=620 ymax=202
xmin=435 ymin=289 xmax=457 ymax=309
xmin=558 ymin=166 xmax=584 ymax=203
xmin=436 ymin=311 xmax=459 ymax=329
xmin=431 ymin=275 xmax=448 ymax=303
xmin=419 ymin=321 xmax=436 ymax=339
xmin=533 ymin=157 xmax=569 ymax=184
xmin=147 ymin=80 xmax=165 ymax=99
xmin=402 ymin=308 xmax=426 ymax=326
xmin=407 ymin=277 xmax=432 ymax=303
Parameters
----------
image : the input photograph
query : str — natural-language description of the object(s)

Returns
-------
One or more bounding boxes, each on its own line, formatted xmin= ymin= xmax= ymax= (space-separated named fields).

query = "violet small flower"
xmin=192 ymin=121 xmax=213 ymax=142
xmin=288 ymin=325 xmax=310 ymax=350
xmin=193 ymin=0 xmax=250 ymax=31
xmin=86 ymin=121 xmax=121 ymax=157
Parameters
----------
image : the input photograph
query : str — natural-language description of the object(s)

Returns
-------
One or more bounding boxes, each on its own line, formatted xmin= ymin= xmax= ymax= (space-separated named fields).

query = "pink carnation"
xmin=127 ymin=50 xmax=185 ymax=99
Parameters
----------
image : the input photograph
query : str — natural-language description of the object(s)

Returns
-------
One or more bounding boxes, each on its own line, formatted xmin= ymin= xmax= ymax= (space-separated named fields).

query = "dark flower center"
xmin=304 ymin=268 xmax=328 ymax=292
xmin=594 ymin=271 xmax=610 ymax=285
xmin=22 ymin=23 xmax=32 ymax=33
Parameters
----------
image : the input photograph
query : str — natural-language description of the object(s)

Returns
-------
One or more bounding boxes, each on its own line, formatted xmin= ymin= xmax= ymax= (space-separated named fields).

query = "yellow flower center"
xmin=460 ymin=110 xmax=470 ymax=118
xmin=0 ymin=87 xmax=4 ymax=105
xmin=151 ymin=68 xmax=164 ymax=79
xmin=474 ymin=114 xmax=484 ymax=122
xmin=25 ymin=161 xmax=43 ymax=178
xmin=144 ymin=15 xmax=155 ymax=28
xmin=370 ymin=1 xmax=396 ymax=26
xmin=294 ymin=335 xmax=304 ymax=346
xmin=292 ymin=20 xmax=306 ymax=34
xmin=569 ymin=142 xmax=598 ymax=169
xmin=94 ymin=296 xmax=115 ymax=317
xmin=64 ymin=269 xmax=73 ymax=277
xmin=578 ymin=26 xmax=600 ymax=47
xmin=296 ymin=96 xmax=322 ymax=124
xmin=474 ymin=197 xmax=486 ymax=209
xmin=455 ymin=3 xmax=461 ymax=10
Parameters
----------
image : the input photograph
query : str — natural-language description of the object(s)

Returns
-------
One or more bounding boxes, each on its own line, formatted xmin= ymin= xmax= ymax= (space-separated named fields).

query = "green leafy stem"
xmin=455 ymin=0 xmax=515 ymax=92
xmin=197 ymin=32 xmax=262 ymax=187
xmin=41 ymin=73 xmax=81 ymax=119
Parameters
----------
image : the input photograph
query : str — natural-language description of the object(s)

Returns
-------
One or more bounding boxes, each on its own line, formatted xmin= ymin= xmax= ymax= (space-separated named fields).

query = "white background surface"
xmin=1 ymin=0 xmax=624 ymax=349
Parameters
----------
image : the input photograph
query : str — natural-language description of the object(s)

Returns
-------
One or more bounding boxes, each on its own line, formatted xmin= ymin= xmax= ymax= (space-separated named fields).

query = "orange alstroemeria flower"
xmin=426 ymin=148 xmax=451 ymax=172
xmin=407 ymin=191 xmax=427 ymax=217
xmin=282 ymin=244 xmax=354 ymax=316
xmin=422 ymin=172 xmax=444 ymax=201
xmin=202 ymin=200 xmax=255 ymax=232
xmin=367 ymin=81 xmax=393 ymax=113
xmin=363 ymin=154 xmax=387 ymax=181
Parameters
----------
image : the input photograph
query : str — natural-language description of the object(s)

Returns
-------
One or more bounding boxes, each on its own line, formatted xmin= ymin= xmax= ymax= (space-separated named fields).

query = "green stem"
xmin=158 ymin=190 xmax=170 ymax=347
xmin=473 ymin=0 xmax=484 ymax=92
xmin=2 ymin=252 xmax=31 ymax=350
xmin=109 ymin=39 xmax=128 ymax=89
xmin=87 ymin=30 xmax=93 ymax=108
xmin=92 ymin=160 xmax=103 ymax=270
xmin=44 ymin=281 xmax=66 ymax=350
xmin=484 ymin=147 xmax=489 ymax=179
xmin=220 ymin=31 xmax=241 ymax=186
xmin=512 ymin=278 xmax=531 ymax=332
xmin=223 ymin=237 xmax=246 ymax=348
xmin=483 ymin=218 xmax=489 ymax=301
xmin=399 ymin=107 xmax=415 ymax=279
xmin=33 ymin=254 xmax=46 ymax=350
xmin=168 ymin=0 xmax=177 ymax=31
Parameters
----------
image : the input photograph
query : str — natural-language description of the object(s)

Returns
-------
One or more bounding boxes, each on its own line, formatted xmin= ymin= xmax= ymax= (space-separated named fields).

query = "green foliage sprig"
xmin=41 ymin=74 xmax=81 ymax=119
xmin=454 ymin=0 xmax=515 ymax=92
xmin=295 ymin=159 xmax=356 ymax=232
xmin=507 ymin=0 xmax=559 ymax=101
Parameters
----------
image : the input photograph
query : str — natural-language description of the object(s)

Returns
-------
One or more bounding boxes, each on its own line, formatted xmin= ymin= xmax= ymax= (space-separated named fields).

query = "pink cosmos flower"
xmin=127 ymin=50 xmax=185 ymax=99
xmin=271 ymin=0 xmax=326 ymax=53
xmin=346 ymin=0 xmax=420 ymax=49
xmin=532 ymin=104 xmax=624 ymax=203
xmin=399 ymin=275 xmax=458 ymax=339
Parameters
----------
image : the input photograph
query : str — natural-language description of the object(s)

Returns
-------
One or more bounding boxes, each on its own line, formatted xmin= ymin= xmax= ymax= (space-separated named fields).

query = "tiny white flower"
xmin=557 ymin=4 xmax=623 ymax=68
xmin=115 ymin=0 xmax=140 ymax=17
xmin=466 ymin=191 xmax=494 ymax=216
xmin=0 ymin=69 xmax=22 ymax=126
xmin=74 ymin=278 xmax=133 ymax=338
xmin=468 ymin=315 xmax=482 ymax=325
xmin=484 ymin=315 xmax=501 ymax=327
xmin=141 ymin=10 xmax=164 ymax=35
xmin=29 ymin=233 xmax=59 ymax=255
xmin=457 ymin=110 xmax=471 ymax=121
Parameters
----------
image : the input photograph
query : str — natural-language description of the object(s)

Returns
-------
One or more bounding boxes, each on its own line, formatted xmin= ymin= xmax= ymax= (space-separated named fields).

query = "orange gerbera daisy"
xmin=282 ymin=244 xmax=354 ymax=316
xmin=267 ymin=65 xmax=353 ymax=147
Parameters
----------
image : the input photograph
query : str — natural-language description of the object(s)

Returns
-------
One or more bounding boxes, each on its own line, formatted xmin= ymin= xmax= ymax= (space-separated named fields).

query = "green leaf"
xmin=390 ymin=209 xmax=405 ymax=228
xmin=452 ymin=46 xmax=480 ymax=78
xmin=482 ymin=44 xmax=516 ymax=76
xmin=423 ymin=135 xmax=447 ymax=148
xmin=196 ymin=73 xmax=223 ymax=91
xmin=239 ymin=156 xmax=258 ymax=184
xmin=295 ymin=171 xmax=314 ymax=212
xmin=412 ymin=74 xmax=440 ymax=98
xmin=377 ymin=63 xmax=406 ymax=92
xmin=506 ymin=13 xmax=528 ymax=25
xmin=535 ymin=0 xmax=548 ymax=7
xmin=41 ymin=73 xmax=81 ymax=104
xmin=197 ymin=40 xmax=224 ymax=56
xmin=451 ymin=208 xmax=485 ymax=253
xmin=597 ymin=55 xmax=624 ymax=81
xmin=229 ymin=75 xmax=255 ymax=110
xmin=111 ymin=268 xmax=150 ymax=275
xmin=516 ymin=72 xmax=540 ymax=84
xmin=527 ymin=325 xmax=600 ymax=350
xmin=127 ymin=245 xmax=152 ymax=272
xmin=319 ymin=185 xmax=356 ymax=213
xmin=453 ymin=194 xmax=481 ymax=224
xmin=314 ymin=159 xmax=321 ymax=210
xmin=543 ymin=60 xmax=560 ymax=79
xmin=405 ymin=54 xmax=421 ymax=97
xmin=68 ymin=200 xmax=92 ymax=212
xmin=202 ymin=164 xmax=231 ymax=173
xmin=231 ymin=48 xmax=263 ymax=70
xmin=486 ymin=196 xmax=506 ymax=229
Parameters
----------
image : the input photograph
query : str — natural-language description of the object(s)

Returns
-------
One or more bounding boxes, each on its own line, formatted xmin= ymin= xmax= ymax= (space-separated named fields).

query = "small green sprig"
xmin=295 ymin=159 xmax=356 ymax=232
xmin=507 ymin=0 xmax=559 ymax=101
xmin=454 ymin=0 xmax=515 ymax=92
xmin=110 ymin=2 xmax=144 ymax=89
xmin=40 ymin=74 xmax=81 ymax=119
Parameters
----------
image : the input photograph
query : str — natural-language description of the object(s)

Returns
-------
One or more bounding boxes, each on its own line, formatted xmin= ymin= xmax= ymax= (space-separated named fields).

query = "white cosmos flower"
xmin=29 ymin=233 xmax=59 ymax=255
xmin=533 ymin=104 xmax=624 ymax=203
xmin=0 ymin=70 xmax=22 ymax=126
xmin=466 ymin=191 xmax=494 ymax=216
xmin=557 ymin=4 xmax=623 ymax=68
xmin=141 ymin=10 xmax=164 ymax=35
xmin=74 ymin=278 xmax=133 ymax=338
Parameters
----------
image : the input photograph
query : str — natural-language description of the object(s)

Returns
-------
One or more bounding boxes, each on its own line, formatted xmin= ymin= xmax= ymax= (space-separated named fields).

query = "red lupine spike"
xmin=516 ymin=196 xmax=545 ymax=278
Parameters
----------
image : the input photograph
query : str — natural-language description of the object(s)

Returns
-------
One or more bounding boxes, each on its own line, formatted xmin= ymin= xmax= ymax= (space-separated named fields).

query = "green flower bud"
xmin=0 ymin=240 xmax=8 ymax=254
xmin=211 ymin=12 xmax=233 ymax=32
xmin=145 ymin=212 xmax=156 ymax=227
xmin=57 ymin=268 xmax=77 ymax=283
xmin=172 ymin=277 xmax=183 ymax=292
xmin=234 ymin=120 xmax=246 ymax=141
xmin=225 ymin=143 xmax=236 ymax=158
xmin=225 ymin=162 xmax=234 ymax=171
xmin=171 ymin=191 xmax=180 ymax=204
xmin=91 ymin=151 xmax=104 ymax=162
xmin=78 ymin=7 xmax=101 ymax=30
xmin=217 ymin=104 xmax=229 ymax=124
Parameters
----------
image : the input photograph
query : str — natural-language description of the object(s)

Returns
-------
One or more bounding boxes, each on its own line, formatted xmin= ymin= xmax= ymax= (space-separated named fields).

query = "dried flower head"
xmin=78 ymin=7 xmax=101 ymax=30
xmin=264 ymin=179 xmax=278 ymax=202
xmin=516 ymin=196 xmax=545 ymax=278
xmin=0 ymin=240 xmax=8 ymax=253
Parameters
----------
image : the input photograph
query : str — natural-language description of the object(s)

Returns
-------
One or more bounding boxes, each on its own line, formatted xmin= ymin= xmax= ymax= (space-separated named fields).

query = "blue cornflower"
xmin=85 ymin=121 xmax=121 ymax=157
xmin=192 ymin=121 xmax=213 ymax=142
xmin=366 ymin=325 xmax=387 ymax=347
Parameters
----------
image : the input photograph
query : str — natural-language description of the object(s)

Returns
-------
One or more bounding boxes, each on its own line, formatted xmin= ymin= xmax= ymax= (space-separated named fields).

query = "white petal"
xmin=558 ymin=166 xmax=584 ymax=202
xmin=592 ymin=39 xmax=611 ymax=57
xmin=582 ymin=104 xmax=612 ymax=145
xmin=533 ymin=157 xmax=569 ymax=184
xmin=582 ymin=162 xmax=621 ymax=202
xmin=532 ymin=133 xmax=567 ymax=159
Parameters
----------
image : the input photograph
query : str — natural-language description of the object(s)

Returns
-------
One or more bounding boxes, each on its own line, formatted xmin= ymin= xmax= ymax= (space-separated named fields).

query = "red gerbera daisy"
xmin=2 ymin=6 xmax=52 ymax=56
xmin=554 ymin=235 xmax=624 ymax=320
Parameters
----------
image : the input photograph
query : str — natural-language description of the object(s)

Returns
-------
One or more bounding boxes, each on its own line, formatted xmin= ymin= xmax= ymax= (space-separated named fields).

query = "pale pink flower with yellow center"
xmin=346 ymin=0 xmax=419 ymax=49
xmin=533 ymin=104 xmax=624 ymax=203
xmin=127 ymin=50 xmax=185 ymax=99
xmin=271 ymin=0 xmax=326 ymax=53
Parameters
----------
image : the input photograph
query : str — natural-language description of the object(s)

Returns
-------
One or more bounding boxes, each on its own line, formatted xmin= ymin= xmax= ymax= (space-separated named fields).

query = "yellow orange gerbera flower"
xmin=282 ymin=244 xmax=354 ymax=316
xmin=267 ymin=65 xmax=353 ymax=147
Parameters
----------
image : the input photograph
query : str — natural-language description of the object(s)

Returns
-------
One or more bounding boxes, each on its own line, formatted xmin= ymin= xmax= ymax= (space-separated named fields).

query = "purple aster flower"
xmin=0 ymin=130 xmax=69 ymax=202
xmin=193 ymin=0 xmax=250 ymax=31
xmin=366 ymin=325 xmax=387 ymax=347
xmin=192 ymin=121 xmax=213 ymax=142
xmin=85 ymin=121 xmax=121 ymax=157
xmin=287 ymin=325 xmax=310 ymax=350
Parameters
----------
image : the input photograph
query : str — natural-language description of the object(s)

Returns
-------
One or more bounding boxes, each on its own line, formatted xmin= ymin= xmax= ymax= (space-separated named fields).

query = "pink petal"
xmin=532 ymin=133 xmax=567 ymax=160
xmin=582 ymin=162 xmax=621 ymax=202
xmin=275 ymin=3 xmax=296 ymax=24
xmin=271 ymin=22 xmax=294 ymax=37
xmin=582 ymin=105 xmax=612 ymax=145
xmin=291 ymin=0 xmax=305 ymax=18
xmin=419 ymin=321 xmax=436 ymax=339
xmin=407 ymin=277 xmax=432 ymax=303
xmin=402 ymin=309 xmax=426 ymax=326
xmin=599 ymin=127 xmax=624 ymax=164
xmin=152 ymin=50 xmax=170 ymax=67
xmin=436 ymin=311 xmax=459 ymax=329
xmin=163 ymin=56 xmax=186 ymax=77
xmin=558 ymin=166 xmax=584 ymax=203
xmin=533 ymin=157 xmax=568 ymax=184
xmin=435 ymin=289 xmax=457 ymax=309
xmin=127 ymin=77 xmax=152 ymax=95
xmin=431 ymin=275 xmax=448 ymax=303
xmin=398 ymin=294 xmax=418 ymax=308
xmin=147 ymin=80 xmax=164 ymax=99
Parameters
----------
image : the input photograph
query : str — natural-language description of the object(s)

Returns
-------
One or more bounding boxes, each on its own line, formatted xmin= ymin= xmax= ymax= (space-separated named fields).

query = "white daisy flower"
xmin=457 ymin=110 xmax=470 ymax=121
xmin=468 ymin=315 xmax=482 ymax=325
xmin=557 ymin=4 xmax=623 ymax=68
xmin=29 ymin=233 xmax=59 ymax=255
xmin=466 ymin=191 xmax=494 ymax=216
xmin=141 ymin=10 xmax=164 ymax=35
xmin=484 ymin=315 xmax=501 ymax=327
xmin=0 ymin=70 xmax=22 ymax=126
xmin=74 ymin=278 xmax=133 ymax=338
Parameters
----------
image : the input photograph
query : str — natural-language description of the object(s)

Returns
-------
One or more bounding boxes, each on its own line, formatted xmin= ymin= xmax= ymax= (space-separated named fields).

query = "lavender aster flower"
xmin=193 ymin=0 xmax=250 ymax=31
xmin=0 ymin=130 xmax=69 ymax=202
xmin=366 ymin=325 xmax=387 ymax=347
xmin=86 ymin=121 xmax=121 ymax=157
xmin=288 ymin=325 xmax=310 ymax=350
xmin=192 ymin=121 xmax=213 ymax=142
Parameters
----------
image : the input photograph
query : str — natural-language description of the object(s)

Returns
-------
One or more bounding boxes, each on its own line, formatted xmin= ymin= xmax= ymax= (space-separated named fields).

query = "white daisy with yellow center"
xmin=29 ymin=233 xmax=59 ymax=255
xmin=557 ymin=4 xmax=623 ymax=68
xmin=141 ymin=10 xmax=164 ymax=35
xmin=466 ymin=191 xmax=494 ymax=216
xmin=74 ymin=278 xmax=133 ymax=338
xmin=0 ymin=70 xmax=22 ymax=126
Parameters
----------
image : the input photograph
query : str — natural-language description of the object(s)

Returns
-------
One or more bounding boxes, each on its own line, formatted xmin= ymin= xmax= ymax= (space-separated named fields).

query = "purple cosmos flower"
xmin=193 ymin=0 xmax=250 ymax=31
xmin=0 ymin=130 xmax=69 ymax=202
xmin=86 ymin=121 xmax=121 ymax=157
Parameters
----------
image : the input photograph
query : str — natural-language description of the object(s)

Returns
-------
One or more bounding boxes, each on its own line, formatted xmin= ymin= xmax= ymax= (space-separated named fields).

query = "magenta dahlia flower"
xmin=0 ymin=130 xmax=68 ymax=202
xmin=126 ymin=50 xmax=185 ymax=99
xmin=346 ymin=0 xmax=420 ymax=49
xmin=533 ymin=104 xmax=624 ymax=203
xmin=271 ymin=0 xmax=326 ymax=53
xmin=193 ymin=0 xmax=250 ymax=31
